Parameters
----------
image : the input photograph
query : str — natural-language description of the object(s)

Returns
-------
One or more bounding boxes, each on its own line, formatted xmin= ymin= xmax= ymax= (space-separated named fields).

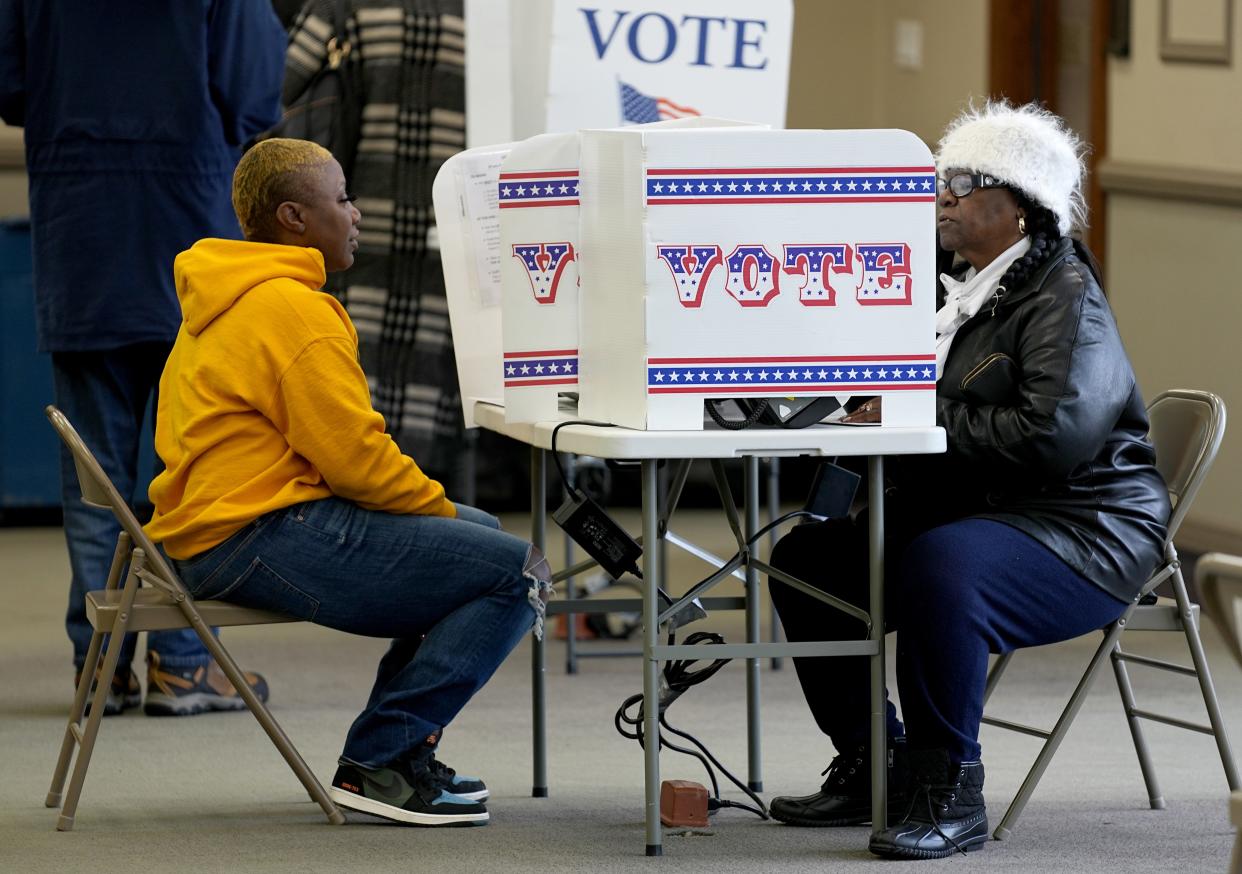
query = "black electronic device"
xmin=804 ymin=461 xmax=861 ymax=519
xmin=749 ymin=395 xmax=842 ymax=428
xmin=553 ymin=492 xmax=643 ymax=581
xmin=707 ymin=396 xmax=843 ymax=430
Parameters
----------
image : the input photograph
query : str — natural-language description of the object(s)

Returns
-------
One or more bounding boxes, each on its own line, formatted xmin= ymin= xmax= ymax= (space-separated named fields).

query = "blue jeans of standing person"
xmin=52 ymin=343 xmax=209 ymax=672
xmin=769 ymin=517 xmax=1130 ymax=763
xmin=173 ymin=498 xmax=548 ymax=768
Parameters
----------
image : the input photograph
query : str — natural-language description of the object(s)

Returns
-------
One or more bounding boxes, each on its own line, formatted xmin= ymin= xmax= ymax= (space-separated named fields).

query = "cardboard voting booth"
xmin=436 ymin=125 xmax=937 ymax=432
xmin=495 ymin=118 xmax=762 ymax=425
xmin=497 ymin=132 xmax=582 ymax=424
xmin=577 ymin=126 xmax=937 ymax=430
xmin=433 ymin=141 xmax=514 ymax=428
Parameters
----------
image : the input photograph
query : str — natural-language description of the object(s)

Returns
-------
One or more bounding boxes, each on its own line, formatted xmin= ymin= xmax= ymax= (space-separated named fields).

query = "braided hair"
xmin=993 ymin=190 xmax=1061 ymax=305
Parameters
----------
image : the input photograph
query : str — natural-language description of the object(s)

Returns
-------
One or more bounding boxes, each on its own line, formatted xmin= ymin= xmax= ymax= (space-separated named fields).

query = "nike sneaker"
xmin=330 ymin=757 xmax=489 ymax=826
xmin=426 ymin=754 xmax=488 ymax=802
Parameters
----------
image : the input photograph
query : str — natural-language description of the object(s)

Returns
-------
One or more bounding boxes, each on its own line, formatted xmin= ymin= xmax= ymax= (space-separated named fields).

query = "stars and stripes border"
xmin=503 ymin=349 xmax=579 ymax=387
xmin=646 ymin=166 xmax=936 ymax=206
xmin=498 ymin=171 xmax=580 ymax=209
xmin=646 ymin=354 xmax=936 ymax=394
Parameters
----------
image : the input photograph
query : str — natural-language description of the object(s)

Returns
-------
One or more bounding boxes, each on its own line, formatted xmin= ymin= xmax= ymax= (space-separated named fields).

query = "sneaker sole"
xmin=452 ymin=789 xmax=489 ymax=802
xmin=329 ymin=788 xmax=489 ymax=826
xmin=143 ymin=692 xmax=251 ymax=717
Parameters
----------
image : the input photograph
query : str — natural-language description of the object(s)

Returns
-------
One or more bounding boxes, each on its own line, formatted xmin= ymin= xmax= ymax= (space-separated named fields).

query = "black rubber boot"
xmin=770 ymin=739 xmax=909 ymax=827
xmin=868 ymin=748 xmax=989 ymax=859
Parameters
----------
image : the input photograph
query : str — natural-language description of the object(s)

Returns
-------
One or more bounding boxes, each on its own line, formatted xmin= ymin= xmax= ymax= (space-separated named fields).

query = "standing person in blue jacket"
xmin=0 ymin=1 xmax=287 ymax=716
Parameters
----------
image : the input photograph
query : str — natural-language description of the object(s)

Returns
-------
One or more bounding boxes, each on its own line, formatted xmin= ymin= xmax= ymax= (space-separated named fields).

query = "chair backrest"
xmin=45 ymin=405 xmax=186 ymax=595
xmin=1146 ymin=389 xmax=1227 ymax=542
xmin=1196 ymin=552 xmax=1242 ymax=668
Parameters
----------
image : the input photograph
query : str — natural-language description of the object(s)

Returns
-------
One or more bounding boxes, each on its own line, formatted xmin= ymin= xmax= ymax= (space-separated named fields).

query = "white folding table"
xmin=473 ymin=400 xmax=945 ymax=855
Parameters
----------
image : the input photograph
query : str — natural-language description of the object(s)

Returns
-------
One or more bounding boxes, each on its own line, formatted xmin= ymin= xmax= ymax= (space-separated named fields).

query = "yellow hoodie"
xmin=146 ymin=238 xmax=454 ymax=559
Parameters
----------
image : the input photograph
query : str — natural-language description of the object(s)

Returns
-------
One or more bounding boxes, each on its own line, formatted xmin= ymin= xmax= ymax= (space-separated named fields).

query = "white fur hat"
xmin=935 ymin=101 xmax=1086 ymax=236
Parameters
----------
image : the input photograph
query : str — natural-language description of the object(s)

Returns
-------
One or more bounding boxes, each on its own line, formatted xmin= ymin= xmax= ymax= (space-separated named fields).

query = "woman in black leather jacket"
xmin=766 ymin=102 xmax=1170 ymax=860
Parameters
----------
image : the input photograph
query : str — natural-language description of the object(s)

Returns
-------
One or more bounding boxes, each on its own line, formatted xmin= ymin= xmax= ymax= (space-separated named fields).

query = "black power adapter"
xmin=553 ymin=491 xmax=643 ymax=580
xmin=804 ymin=461 xmax=861 ymax=519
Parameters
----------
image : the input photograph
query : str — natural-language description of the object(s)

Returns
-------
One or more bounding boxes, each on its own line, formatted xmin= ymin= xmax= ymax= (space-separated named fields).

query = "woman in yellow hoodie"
xmin=146 ymin=138 xmax=550 ymax=827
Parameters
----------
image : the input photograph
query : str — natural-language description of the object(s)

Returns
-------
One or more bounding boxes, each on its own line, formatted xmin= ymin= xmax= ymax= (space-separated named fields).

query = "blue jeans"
xmin=52 ymin=344 xmax=208 ymax=671
xmin=771 ymin=517 xmax=1129 ymax=763
xmin=174 ymin=498 xmax=548 ymax=767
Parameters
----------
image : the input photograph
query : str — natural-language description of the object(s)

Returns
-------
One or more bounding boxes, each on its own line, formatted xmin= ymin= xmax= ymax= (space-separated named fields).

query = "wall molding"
xmin=1098 ymin=158 xmax=1242 ymax=207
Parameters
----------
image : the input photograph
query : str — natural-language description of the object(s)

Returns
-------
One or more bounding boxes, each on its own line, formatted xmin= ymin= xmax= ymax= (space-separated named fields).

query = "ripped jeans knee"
xmin=522 ymin=544 xmax=554 ymax=640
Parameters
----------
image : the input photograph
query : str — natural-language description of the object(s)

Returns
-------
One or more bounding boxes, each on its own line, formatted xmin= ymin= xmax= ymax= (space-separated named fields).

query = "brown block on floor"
xmin=660 ymin=779 xmax=709 ymax=828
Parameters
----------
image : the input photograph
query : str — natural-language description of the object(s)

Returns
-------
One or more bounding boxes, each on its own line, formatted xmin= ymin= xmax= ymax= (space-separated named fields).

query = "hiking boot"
xmin=143 ymin=651 xmax=269 ymax=717
xmin=868 ymin=748 xmax=989 ymax=859
xmin=770 ymin=739 xmax=909 ymax=827
xmin=330 ymin=757 xmax=489 ymax=826
xmin=74 ymin=665 xmax=141 ymax=717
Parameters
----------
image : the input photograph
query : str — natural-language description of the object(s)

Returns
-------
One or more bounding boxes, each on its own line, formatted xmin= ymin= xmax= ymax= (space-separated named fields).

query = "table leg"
xmin=744 ymin=456 xmax=763 ymax=792
xmin=531 ymin=447 xmax=549 ymax=798
xmin=563 ymin=455 xmax=578 ymax=675
xmin=642 ymin=458 xmax=663 ymax=856
xmin=869 ymin=455 xmax=887 ymax=834
xmin=767 ymin=457 xmax=783 ymax=671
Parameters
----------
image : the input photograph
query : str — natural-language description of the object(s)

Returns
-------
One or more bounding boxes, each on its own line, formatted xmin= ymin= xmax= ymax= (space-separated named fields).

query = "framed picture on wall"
xmin=1160 ymin=0 xmax=1233 ymax=64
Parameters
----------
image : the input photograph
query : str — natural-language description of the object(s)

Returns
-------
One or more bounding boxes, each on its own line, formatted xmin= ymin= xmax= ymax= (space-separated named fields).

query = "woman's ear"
xmin=274 ymin=201 xmax=306 ymax=235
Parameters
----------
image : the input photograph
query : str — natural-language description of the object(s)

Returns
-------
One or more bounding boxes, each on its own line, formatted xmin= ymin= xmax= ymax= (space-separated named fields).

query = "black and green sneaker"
xmin=330 ymin=757 xmax=489 ymax=826
xmin=427 ymin=753 xmax=488 ymax=802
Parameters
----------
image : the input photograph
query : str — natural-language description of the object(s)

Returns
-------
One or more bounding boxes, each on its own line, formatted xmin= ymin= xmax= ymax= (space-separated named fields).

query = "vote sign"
xmin=576 ymin=126 xmax=937 ymax=431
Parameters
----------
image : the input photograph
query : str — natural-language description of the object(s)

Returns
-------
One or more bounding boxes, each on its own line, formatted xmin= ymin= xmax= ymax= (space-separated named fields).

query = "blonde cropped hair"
xmin=232 ymin=138 xmax=335 ymax=241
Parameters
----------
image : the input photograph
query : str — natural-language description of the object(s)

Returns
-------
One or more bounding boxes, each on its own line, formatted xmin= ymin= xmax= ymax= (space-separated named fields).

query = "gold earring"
xmin=1018 ymin=215 xmax=1027 ymax=234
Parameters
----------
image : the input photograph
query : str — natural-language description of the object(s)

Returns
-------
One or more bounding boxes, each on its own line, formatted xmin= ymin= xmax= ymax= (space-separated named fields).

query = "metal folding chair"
xmin=43 ymin=405 xmax=345 ymax=830
xmin=981 ymin=389 xmax=1240 ymax=839
xmin=1196 ymin=552 xmax=1242 ymax=874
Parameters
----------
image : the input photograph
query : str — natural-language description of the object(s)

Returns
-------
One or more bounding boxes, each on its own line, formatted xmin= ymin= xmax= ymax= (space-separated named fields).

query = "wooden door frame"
xmin=988 ymin=0 xmax=1110 ymax=271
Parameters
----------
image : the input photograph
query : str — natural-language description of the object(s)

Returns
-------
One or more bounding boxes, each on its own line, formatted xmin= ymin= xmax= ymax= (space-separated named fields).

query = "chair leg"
xmin=1111 ymin=640 xmax=1166 ymax=809
xmin=994 ymin=619 xmax=1130 ymax=840
xmin=177 ymin=604 xmax=346 ymax=825
xmin=983 ymin=652 xmax=1014 ymax=706
xmin=57 ymin=593 xmax=139 ymax=831
xmin=46 ymin=629 xmax=107 ymax=809
xmin=1171 ymin=570 xmax=1242 ymax=791
xmin=49 ymin=533 xmax=134 ymax=823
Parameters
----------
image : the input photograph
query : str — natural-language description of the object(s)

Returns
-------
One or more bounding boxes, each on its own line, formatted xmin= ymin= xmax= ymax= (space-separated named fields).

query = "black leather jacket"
xmin=890 ymin=237 xmax=1170 ymax=603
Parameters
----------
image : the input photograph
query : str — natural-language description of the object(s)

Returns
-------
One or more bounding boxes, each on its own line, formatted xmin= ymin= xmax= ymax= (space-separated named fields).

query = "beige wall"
xmin=1105 ymin=2 xmax=1242 ymax=550
xmin=787 ymin=0 xmax=988 ymax=148
xmin=1111 ymin=2 xmax=1242 ymax=171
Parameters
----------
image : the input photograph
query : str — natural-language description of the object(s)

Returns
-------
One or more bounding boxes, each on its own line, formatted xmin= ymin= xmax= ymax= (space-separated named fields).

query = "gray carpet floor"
xmin=2 ymin=517 xmax=1240 ymax=873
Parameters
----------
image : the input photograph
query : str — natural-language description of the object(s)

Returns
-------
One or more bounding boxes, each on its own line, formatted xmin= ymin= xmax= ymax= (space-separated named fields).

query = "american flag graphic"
xmin=619 ymin=80 xmax=700 ymax=124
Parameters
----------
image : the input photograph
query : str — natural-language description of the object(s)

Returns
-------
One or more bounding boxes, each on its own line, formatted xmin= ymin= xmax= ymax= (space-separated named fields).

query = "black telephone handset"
xmin=707 ymin=396 xmax=842 ymax=430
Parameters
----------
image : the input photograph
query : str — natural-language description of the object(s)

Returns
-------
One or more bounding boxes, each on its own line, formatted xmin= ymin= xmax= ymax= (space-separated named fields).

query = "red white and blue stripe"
xmin=498 ymin=171 xmax=580 ymax=209
xmin=646 ymin=354 xmax=936 ymax=394
xmin=503 ymin=349 xmax=579 ymax=387
xmin=646 ymin=167 xmax=936 ymax=206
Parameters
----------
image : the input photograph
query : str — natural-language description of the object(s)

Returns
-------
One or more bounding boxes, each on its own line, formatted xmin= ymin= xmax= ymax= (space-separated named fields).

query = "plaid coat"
xmin=285 ymin=0 xmax=467 ymax=477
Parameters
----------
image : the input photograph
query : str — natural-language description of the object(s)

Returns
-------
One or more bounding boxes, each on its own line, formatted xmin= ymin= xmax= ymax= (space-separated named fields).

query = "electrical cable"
xmin=705 ymin=397 xmax=769 ymax=430
xmin=614 ymin=631 xmax=770 ymax=820
xmin=550 ymin=419 xmax=614 ymax=500
xmin=549 ymin=421 xmax=838 ymax=822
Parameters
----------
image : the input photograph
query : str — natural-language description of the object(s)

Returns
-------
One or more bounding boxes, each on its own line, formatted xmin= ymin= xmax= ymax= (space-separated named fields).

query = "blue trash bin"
xmin=0 ymin=217 xmax=63 ymax=517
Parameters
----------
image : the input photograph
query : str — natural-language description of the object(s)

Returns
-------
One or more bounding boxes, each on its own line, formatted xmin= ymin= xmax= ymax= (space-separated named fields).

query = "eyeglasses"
xmin=936 ymin=172 xmax=1005 ymax=198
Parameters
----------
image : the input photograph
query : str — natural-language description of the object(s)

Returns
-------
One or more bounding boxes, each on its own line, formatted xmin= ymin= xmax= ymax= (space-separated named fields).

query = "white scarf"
xmin=934 ymin=236 xmax=1031 ymax=378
